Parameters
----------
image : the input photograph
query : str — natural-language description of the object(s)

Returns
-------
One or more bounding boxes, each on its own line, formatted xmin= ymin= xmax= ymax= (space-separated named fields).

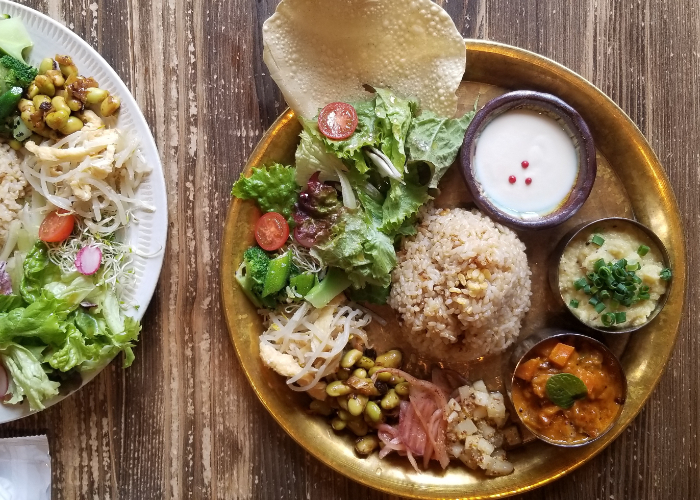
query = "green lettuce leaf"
xmin=294 ymin=129 xmax=347 ymax=186
xmin=303 ymin=99 xmax=379 ymax=174
xmin=20 ymin=242 xmax=61 ymax=304
xmin=46 ymin=323 xmax=101 ymax=372
xmin=231 ymin=164 xmax=300 ymax=222
xmin=0 ymin=294 xmax=24 ymax=312
xmin=406 ymin=108 xmax=475 ymax=188
xmin=380 ymin=178 xmax=430 ymax=236
xmin=375 ymin=88 xmax=415 ymax=174
xmin=0 ymin=291 xmax=72 ymax=345
xmin=313 ymin=209 xmax=396 ymax=288
xmin=1 ymin=343 xmax=60 ymax=411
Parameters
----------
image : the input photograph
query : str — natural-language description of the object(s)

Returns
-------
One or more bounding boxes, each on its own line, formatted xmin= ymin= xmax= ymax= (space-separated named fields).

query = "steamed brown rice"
xmin=388 ymin=206 xmax=531 ymax=361
xmin=0 ymin=144 xmax=27 ymax=246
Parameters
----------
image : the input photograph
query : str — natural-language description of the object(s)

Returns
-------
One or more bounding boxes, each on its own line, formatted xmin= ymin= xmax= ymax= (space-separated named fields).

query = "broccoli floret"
xmin=0 ymin=55 xmax=37 ymax=92
xmin=235 ymin=246 xmax=271 ymax=308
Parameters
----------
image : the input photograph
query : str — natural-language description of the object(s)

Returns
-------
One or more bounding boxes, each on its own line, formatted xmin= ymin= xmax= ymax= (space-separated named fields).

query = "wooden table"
xmin=2 ymin=0 xmax=697 ymax=498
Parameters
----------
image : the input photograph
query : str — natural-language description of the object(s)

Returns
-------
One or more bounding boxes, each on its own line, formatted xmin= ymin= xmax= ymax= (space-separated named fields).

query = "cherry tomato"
xmin=39 ymin=209 xmax=75 ymax=242
xmin=317 ymin=102 xmax=358 ymax=140
xmin=255 ymin=212 xmax=289 ymax=251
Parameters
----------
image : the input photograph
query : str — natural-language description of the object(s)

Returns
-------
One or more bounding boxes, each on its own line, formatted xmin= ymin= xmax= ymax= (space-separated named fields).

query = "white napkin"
xmin=0 ymin=436 xmax=50 ymax=500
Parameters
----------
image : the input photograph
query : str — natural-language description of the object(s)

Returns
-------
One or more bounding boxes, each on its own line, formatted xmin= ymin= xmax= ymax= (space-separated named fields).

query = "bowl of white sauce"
xmin=460 ymin=91 xmax=596 ymax=229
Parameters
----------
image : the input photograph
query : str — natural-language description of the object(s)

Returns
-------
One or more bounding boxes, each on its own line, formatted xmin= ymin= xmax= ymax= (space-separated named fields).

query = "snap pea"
xmin=289 ymin=272 xmax=315 ymax=296
xmin=0 ymin=87 xmax=22 ymax=121
xmin=261 ymin=251 xmax=291 ymax=297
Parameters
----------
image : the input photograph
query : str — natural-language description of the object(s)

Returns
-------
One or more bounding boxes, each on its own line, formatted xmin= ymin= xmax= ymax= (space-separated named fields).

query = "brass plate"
xmin=221 ymin=40 xmax=686 ymax=499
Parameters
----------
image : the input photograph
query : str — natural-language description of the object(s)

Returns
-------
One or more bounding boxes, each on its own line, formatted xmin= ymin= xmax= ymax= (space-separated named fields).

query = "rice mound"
xmin=0 ymin=144 xmax=27 ymax=246
xmin=389 ymin=206 xmax=531 ymax=361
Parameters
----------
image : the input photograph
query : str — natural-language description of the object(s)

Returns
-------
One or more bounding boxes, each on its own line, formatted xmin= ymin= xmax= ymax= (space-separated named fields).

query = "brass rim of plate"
xmin=220 ymin=40 xmax=687 ymax=499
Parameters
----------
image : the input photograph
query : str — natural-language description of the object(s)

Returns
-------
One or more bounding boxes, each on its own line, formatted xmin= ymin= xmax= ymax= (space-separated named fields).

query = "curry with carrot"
xmin=512 ymin=337 xmax=626 ymax=444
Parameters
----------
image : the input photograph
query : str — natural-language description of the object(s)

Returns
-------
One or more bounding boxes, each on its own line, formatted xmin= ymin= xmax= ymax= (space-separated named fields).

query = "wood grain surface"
xmin=1 ymin=0 xmax=697 ymax=498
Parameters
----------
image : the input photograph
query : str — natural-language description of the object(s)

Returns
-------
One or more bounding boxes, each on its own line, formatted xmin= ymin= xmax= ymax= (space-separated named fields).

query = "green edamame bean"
xmin=347 ymin=394 xmax=368 ymax=416
xmin=337 ymin=368 xmax=350 ymax=381
xmin=395 ymin=382 xmax=410 ymax=397
xmin=341 ymin=349 xmax=363 ymax=368
xmin=376 ymin=349 xmax=402 ymax=369
xmin=355 ymin=435 xmax=379 ymax=455
xmin=364 ymin=401 xmax=383 ymax=422
xmin=326 ymin=380 xmax=352 ymax=397
xmin=380 ymin=389 xmax=400 ymax=410
xmin=331 ymin=418 xmax=346 ymax=431
xmin=337 ymin=396 xmax=349 ymax=411
xmin=346 ymin=419 xmax=368 ymax=436
xmin=356 ymin=356 xmax=375 ymax=369
xmin=352 ymin=368 xmax=367 ymax=379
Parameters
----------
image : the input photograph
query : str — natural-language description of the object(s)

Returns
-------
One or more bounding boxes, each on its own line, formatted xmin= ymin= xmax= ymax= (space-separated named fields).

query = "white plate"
xmin=0 ymin=1 xmax=167 ymax=422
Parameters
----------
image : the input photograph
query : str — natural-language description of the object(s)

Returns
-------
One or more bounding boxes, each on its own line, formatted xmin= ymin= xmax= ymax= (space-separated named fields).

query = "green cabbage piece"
xmin=231 ymin=163 xmax=300 ymax=223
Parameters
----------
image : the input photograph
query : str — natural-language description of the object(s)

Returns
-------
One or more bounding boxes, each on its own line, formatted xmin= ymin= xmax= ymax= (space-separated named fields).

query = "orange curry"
xmin=511 ymin=337 xmax=625 ymax=444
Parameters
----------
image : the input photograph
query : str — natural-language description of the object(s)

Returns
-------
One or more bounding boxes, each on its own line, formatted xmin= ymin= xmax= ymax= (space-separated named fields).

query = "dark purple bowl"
xmin=459 ymin=90 xmax=597 ymax=230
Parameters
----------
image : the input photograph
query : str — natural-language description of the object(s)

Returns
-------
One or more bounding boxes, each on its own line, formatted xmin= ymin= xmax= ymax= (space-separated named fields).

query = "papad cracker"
xmin=263 ymin=0 xmax=466 ymax=119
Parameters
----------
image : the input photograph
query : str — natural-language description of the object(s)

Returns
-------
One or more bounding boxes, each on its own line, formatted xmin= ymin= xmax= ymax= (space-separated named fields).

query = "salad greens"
xmin=232 ymin=88 xmax=473 ymax=308
xmin=231 ymin=163 xmax=299 ymax=223
xmin=0 ymin=241 xmax=141 ymax=411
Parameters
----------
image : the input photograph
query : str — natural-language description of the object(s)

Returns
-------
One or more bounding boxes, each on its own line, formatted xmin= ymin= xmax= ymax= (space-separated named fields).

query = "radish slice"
xmin=75 ymin=245 xmax=102 ymax=275
xmin=0 ymin=364 xmax=8 ymax=398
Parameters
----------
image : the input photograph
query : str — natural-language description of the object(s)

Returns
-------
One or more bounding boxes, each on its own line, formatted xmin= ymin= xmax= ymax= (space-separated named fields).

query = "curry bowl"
xmin=508 ymin=330 xmax=627 ymax=448
xmin=459 ymin=90 xmax=596 ymax=230
xmin=549 ymin=217 xmax=672 ymax=334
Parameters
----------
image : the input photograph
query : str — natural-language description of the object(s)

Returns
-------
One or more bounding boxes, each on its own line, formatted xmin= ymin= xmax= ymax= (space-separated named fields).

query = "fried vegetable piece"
xmin=548 ymin=342 xmax=576 ymax=368
xmin=514 ymin=358 xmax=540 ymax=382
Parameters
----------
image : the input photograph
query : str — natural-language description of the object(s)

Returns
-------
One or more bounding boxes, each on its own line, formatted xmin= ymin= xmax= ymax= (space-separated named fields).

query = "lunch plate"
xmin=0 ymin=1 xmax=167 ymax=423
xmin=221 ymin=40 xmax=686 ymax=498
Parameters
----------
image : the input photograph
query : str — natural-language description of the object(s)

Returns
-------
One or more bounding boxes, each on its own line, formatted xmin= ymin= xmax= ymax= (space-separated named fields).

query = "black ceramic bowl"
xmin=460 ymin=90 xmax=597 ymax=230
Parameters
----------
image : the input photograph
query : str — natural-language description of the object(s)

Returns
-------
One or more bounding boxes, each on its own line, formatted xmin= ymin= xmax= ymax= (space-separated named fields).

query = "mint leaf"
xmin=545 ymin=373 xmax=588 ymax=409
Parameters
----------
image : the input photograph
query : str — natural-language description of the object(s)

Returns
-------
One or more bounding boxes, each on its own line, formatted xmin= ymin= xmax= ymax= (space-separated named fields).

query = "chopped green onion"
xmin=594 ymin=259 xmax=606 ymax=272
xmin=569 ymin=299 xmax=579 ymax=308
xmin=599 ymin=290 xmax=611 ymax=300
xmin=588 ymin=296 xmax=599 ymax=306
xmin=591 ymin=234 xmax=605 ymax=246
xmin=599 ymin=267 xmax=612 ymax=278
xmin=590 ymin=286 xmax=599 ymax=295
xmin=660 ymin=268 xmax=672 ymax=281
xmin=637 ymin=245 xmax=650 ymax=257
xmin=583 ymin=284 xmax=591 ymax=295
xmin=601 ymin=312 xmax=616 ymax=327
xmin=614 ymin=312 xmax=627 ymax=324
xmin=610 ymin=299 xmax=620 ymax=310
xmin=616 ymin=258 xmax=628 ymax=269
xmin=593 ymin=277 xmax=604 ymax=288
xmin=631 ymin=274 xmax=642 ymax=284
xmin=640 ymin=285 xmax=650 ymax=293
xmin=574 ymin=278 xmax=588 ymax=290
xmin=613 ymin=291 xmax=626 ymax=302
xmin=594 ymin=302 xmax=606 ymax=313
xmin=626 ymin=262 xmax=640 ymax=272
xmin=587 ymin=272 xmax=597 ymax=281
